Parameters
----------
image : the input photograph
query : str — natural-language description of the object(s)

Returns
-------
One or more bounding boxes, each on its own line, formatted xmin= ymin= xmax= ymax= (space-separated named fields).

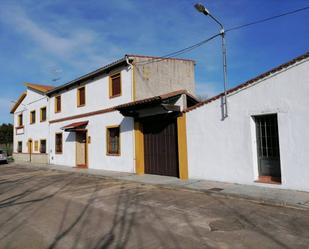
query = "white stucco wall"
xmin=46 ymin=65 xmax=135 ymax=172
xmin=49 ymin=112 xmax=135 ymax=173
xmin=13 ymin=89 xmax=49 ymax=156
xmin=49 ymin=66 xmax=132 ymax=121
xmin=186 ymin=59 xmax=309 ymax=191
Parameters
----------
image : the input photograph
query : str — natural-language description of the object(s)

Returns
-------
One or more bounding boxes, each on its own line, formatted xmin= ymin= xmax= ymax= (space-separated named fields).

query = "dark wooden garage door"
xmin=143 ymin=117 xmax=179 ymax=177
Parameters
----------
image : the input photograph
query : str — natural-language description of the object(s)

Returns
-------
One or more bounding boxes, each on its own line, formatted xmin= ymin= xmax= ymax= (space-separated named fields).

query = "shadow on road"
xmin=0 ymin=165 xmax=307 ymax=249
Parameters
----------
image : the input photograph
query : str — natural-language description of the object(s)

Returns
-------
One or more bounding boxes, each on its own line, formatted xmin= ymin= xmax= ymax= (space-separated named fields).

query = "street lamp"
xmin=194 ymin=3 xmax=228 ymax=119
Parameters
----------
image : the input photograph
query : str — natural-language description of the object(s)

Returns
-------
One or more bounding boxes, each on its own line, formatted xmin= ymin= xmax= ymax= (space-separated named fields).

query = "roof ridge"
xmin=126 ymin=54 xmax=195 ymax=63
xmin=115 ymin=89 xmax=198 ymax=110
xmin=10 ymin=92 xmax=27 ymax=114
xmin=185 ymin=51 xmax=309 ymax=113
xmin=25 ymin=82 xmax=55 ymax=93
xmin=46 ymin=57 xmax=128 ymax=95
xmin=25 ymin=82 xmax=55 ymax=88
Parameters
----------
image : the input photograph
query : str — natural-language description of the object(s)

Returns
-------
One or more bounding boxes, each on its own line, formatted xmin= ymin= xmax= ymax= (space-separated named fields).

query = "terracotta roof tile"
xmin=185 ymin=51 xmax=309 ymax=113
xmin=115 ymin=89 xmax=198 ymax=110
xmin=127 ymin=54 xmax=195 ymax=63
xmin=61 ymin=121 xmax=88 ymax=130
xmin=25 ymin=83 xmax=55 ymax=93
xmin=10 ymin=92 xmax=27 ymax=114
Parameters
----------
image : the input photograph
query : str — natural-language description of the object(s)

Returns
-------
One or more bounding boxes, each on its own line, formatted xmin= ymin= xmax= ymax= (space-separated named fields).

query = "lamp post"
xmin=194 ymin=3 xmax=228 ymax=118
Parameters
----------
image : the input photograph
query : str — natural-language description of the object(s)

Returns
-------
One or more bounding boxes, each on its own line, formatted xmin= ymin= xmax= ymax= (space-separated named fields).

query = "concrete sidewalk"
xmin=13 ymin=162 xmax=309 ymax=210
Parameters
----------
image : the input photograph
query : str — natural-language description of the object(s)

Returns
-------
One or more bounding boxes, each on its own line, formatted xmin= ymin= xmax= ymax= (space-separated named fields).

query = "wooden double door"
xmin=142 ymin=116 xmax=179 ymax=177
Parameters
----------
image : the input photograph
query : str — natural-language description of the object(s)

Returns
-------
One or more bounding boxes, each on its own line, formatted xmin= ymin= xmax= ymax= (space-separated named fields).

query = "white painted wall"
xmin=47 ymin=65 xmax=135 ymax=172
xmin=13 ymin=89 xmax=49 ymax=155
xmin=49 ymin=112 xmax=135 ymax=173
xmin=49 ymin=66 xmax=132 ymax=121
xmin=186 ymin=59 xmax=309 ymax=191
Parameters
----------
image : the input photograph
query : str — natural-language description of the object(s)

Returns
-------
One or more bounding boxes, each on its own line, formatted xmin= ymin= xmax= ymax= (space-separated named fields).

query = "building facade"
xmin=11 ymin=84 xmax=52 ymax=164
xmin=11 ymin=55 xmax=197 ymax=178
xmin=186 ymin=52 xmax=309 ymax=191
xmin=11 ymin=52 xmax=309 ymax=191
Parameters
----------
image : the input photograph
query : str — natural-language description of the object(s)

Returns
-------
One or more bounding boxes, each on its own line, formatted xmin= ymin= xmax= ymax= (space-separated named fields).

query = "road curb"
xmin=9 ymin=163 xmax=309 ymax=211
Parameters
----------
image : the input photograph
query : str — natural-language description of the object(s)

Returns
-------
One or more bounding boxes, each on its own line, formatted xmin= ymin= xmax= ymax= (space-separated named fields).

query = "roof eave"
xmin=25 ymin=83 xmax=52 ymax=94
xmin=46 ymin=57 xmax=131 ymax=96
xmin=10 ymin=92 xmax=27 ymax=114
xmin=184 ymin=51 xmax=309 ymax=113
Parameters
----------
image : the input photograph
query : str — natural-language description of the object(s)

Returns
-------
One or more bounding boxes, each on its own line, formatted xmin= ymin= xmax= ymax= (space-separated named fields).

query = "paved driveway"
xmin=0 ymin=165 xmax=308 ymax=249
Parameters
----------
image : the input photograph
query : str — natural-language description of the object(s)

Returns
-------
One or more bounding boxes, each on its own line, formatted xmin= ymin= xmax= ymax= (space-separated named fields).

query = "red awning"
xmin=61 ymin=121 xmax=88 ymax=131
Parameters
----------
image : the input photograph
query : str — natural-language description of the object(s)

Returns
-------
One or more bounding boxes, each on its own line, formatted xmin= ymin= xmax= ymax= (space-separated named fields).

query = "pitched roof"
xmin=61 ymin=121 xmax=88 ymax=131
xmin=127 ymin=54 xmax=195 ymax=63
xmin=10 ymin=83 xmax=54 ymax=114
xmin=115 ymin=89 xmax=199 ymax=110
xmin=25 ymin=83 xmax=55 ymax=93
xmin=46 ymin=57 xmax=130 ymax=95
xmin=185 ymin=51 xmax=309 ymax=113
xmin=10 ymin=92 xmax=27 ymax=114
xmin=46 ymin=54 xmax=195 ymax=96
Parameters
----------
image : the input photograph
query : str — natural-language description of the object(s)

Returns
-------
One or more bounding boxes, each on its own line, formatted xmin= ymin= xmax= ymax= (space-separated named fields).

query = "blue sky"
xmin=0 ymin=0 xmax=308 ymax=123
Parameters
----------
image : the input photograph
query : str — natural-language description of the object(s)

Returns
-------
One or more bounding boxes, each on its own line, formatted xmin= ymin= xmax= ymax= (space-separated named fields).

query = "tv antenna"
xmin=49 ymin=67 xmax=63 ymax=82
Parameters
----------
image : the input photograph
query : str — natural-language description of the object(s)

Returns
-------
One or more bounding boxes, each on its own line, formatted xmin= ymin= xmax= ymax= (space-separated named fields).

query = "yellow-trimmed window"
xmin=40 ymin=139 xmax=46 ymax=154
xmin=55 ymin=133 xmax=63 ymax=154
xmin=34 ymin=141 xmax=39 ymax=151
xmin=106 ymin=126 xmax=120 ymax=155
xmin=109 ymin=73 xmax=121 ymax=98
xmin=40 ymin=107 xmax=47 ymax=122
xmin=18 ymin=114 xmax=23 ymax=127
xmin=77 ymin=86 xmax=86 ymax=107
xmin=17 ymin=141 xmax=22 ymax=153
xmin=55 ymin=95 xmax=61 ymax=113
xmin=30 ymin=110 xmax=36 ymax=124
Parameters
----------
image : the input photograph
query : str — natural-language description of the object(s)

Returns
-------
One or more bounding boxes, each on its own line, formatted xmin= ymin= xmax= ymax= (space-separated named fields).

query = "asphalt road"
xmin=0 ymin=164 xmax=308 ymax=249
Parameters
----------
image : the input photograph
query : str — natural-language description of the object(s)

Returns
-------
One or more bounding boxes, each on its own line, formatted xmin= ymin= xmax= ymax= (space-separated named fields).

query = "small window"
xmin=17 ymin=141 xmax=22 ymax=153
xmin=77 ymin=86 xmax=86 ymax=107
xmin=40 ymin=139 xmax=46 ymax=154
xmin=55 ymin=95 xmax=61 ymax=113
xmin=30 ymin=110 xmax=36 ymax=124
xmin=55 ymin=133 xmax=63 ymax=154
xmin=109 ymin=73 xmax=121 ymax=98
xmin=34 ymin=141 xmax=39 ymax=151
xmin=40 ymin=107 xmax=47 ymax=122
xmin=106 ymin=126 xmax=120 ymax=155
xmin=18 ymin=114 xmax=23 ymax=127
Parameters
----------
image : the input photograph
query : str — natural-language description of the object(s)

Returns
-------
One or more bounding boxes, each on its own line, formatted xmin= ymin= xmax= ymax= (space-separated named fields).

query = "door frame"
xmin=28 ymin=138 xmax=33 ymax=162
xmin=134 ymin=113 xmax=188 ymax=179
xmin=75 ymin=129 xmax=88 ymax=168
xmin=252 ymin=114 xmax=282 ymax=184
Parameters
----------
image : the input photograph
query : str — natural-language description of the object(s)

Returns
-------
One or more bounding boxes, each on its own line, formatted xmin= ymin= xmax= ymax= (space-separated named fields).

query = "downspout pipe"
xmin=125 ymin=55 xmax=137 ymax=174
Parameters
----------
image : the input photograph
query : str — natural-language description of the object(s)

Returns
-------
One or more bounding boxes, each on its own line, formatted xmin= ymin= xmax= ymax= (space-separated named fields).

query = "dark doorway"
xmin=143 ymin=116 xmax=179 ymax=177
xmin=254 ymin=114 xmax=281 ymax=182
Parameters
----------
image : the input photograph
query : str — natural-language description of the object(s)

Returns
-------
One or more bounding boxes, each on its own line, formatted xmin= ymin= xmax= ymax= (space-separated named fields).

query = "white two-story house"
xmin=11 ymin=83 xmax=53 ymax=164
xmin=10 ymin=51 xmax=309 ymax=191
xmin=11 ymin=55 xmax=198 ymax=179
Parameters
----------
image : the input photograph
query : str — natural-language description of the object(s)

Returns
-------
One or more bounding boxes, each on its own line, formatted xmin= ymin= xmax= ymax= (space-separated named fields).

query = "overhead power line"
xmin=136 ymin=33 xmax=221 ymax=66
xmin=135 ymin=5 xmax=309 ymax=66
xmin=226 ymin=6 xmax=309 ymax=32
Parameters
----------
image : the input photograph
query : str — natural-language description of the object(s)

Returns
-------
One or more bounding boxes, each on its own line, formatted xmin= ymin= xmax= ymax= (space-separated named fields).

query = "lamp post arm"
xmin=194 ymin=3 xmax=228 ymax=118
xmin=208 ymin=13 xmax=224 ymax=30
